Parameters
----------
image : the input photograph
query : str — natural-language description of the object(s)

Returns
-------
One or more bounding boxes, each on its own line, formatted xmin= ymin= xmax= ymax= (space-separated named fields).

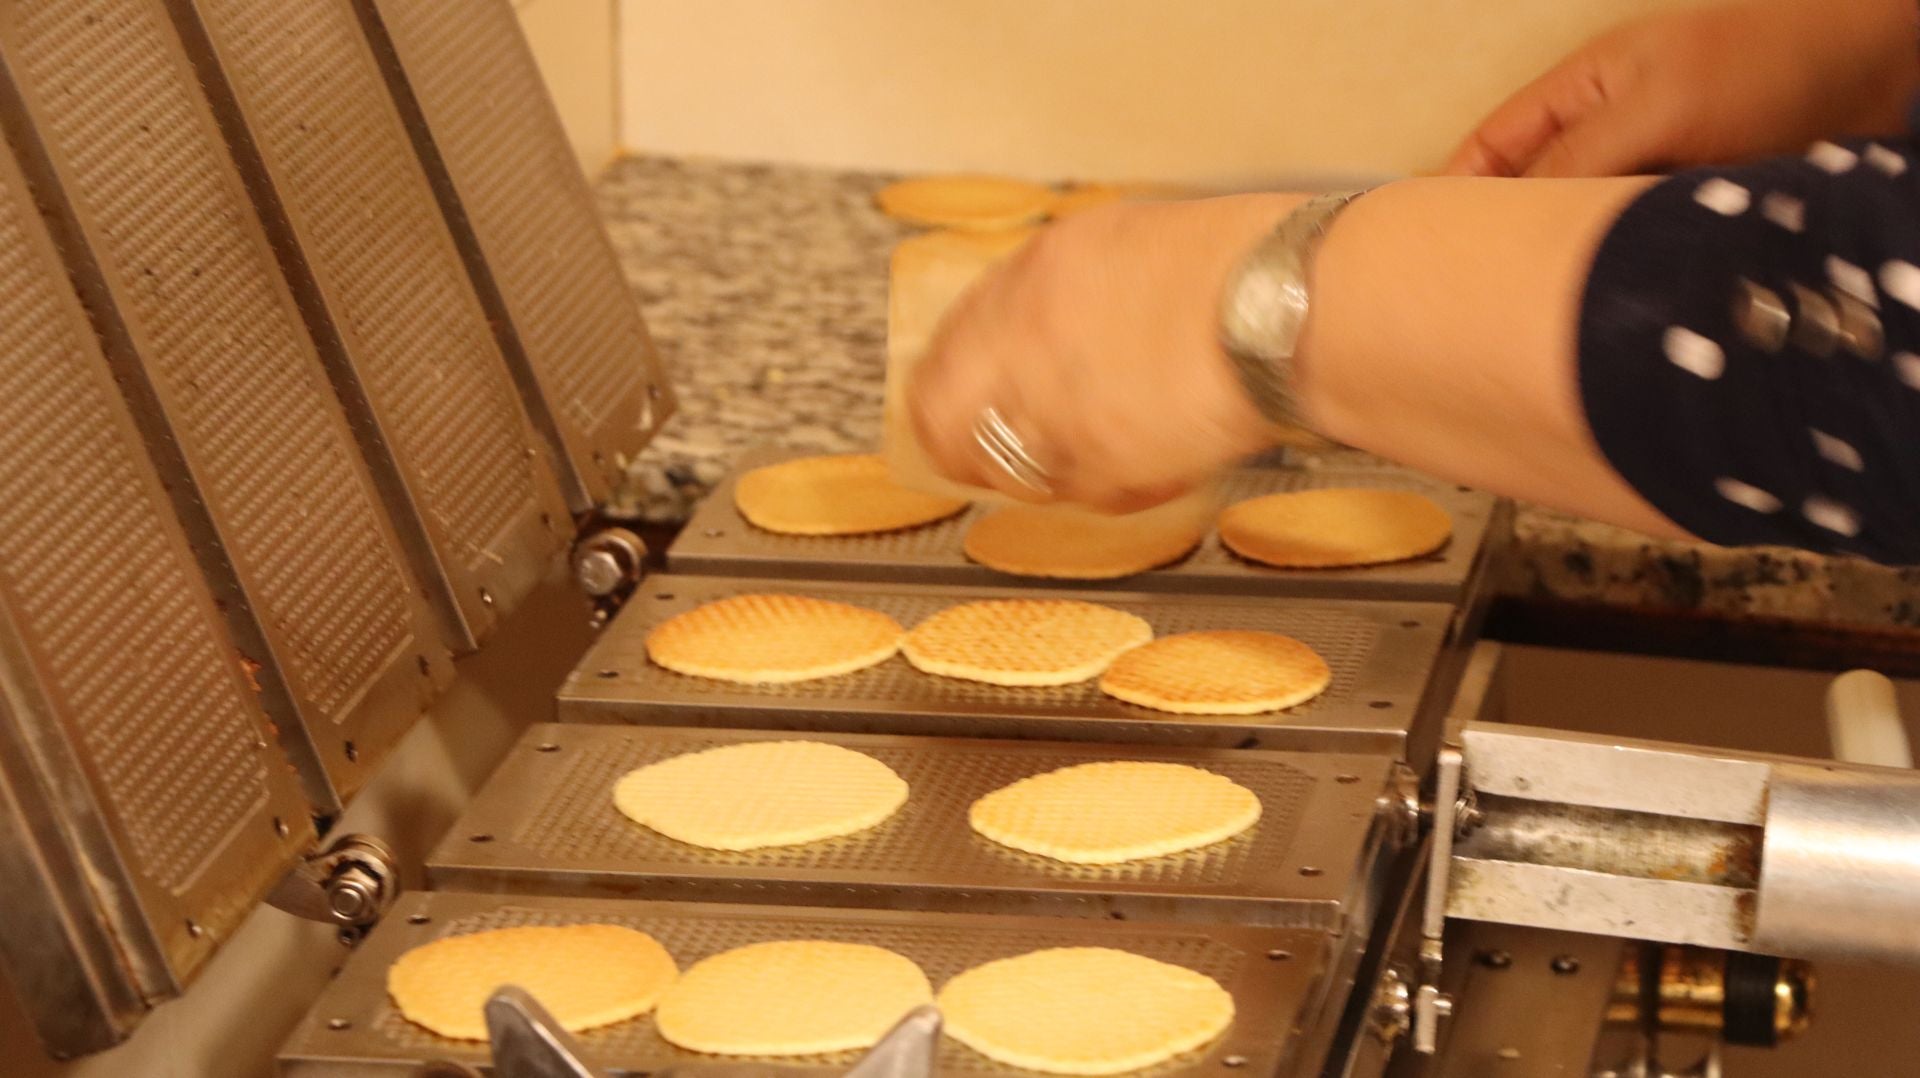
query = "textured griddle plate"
xmin=669 ymin=447 xmax=1506 ymax=604
xmin=559 ymin=576 xmax=1452 ymax=755
xmin=0 ymin=137 xmax=313 ymax=1028
xmin=180 ymin=0 xmax=571 ymax=650
xmin=428 ymin=725 xmax=1397 ymax=929
xmin=360 ymin=0 xmax=674 ymax=512
xmin=0 ymin=1 xmax=447 ymax=804
xmin=277 ymin=892 xmax=1330 ymax=1078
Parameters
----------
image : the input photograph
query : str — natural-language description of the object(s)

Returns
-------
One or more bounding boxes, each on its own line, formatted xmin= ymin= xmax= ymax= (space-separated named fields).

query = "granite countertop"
xmin=596 ymin=154 xmax=1920 ymax=632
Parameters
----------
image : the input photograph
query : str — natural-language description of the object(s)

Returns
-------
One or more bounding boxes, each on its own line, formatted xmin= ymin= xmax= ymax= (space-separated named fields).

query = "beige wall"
xmin=518 ymin=0 xmax=620 ymax=176
xmin=617 ymin=0 xmax=1702 ymax=185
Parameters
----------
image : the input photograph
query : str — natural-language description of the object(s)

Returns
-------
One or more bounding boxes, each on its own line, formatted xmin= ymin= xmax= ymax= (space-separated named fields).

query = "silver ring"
xmin=971 ymin=406 xmax=1054 ymax=497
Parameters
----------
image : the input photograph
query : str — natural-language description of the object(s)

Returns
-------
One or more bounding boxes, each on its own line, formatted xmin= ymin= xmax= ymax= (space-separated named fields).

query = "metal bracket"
xmin=264 ymin=833 xmax=398 ymax=937
xmin=1412 ymin=745 xmax=1465 ymax=1053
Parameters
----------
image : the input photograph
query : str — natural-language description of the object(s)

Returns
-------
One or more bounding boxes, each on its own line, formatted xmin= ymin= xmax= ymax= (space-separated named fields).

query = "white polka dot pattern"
xmin=1715 ymin=477 xmax=1781 ymax=514
xmin=1867 ymin=143 xmax=1908 ymax=176
xmin=1803 ymin=496 xmax=1861 ymax=537
xmin=1879 ymin=260 xmax=1920 ymax=310
xmin=1808 ymin=141 xmax=1859 ymax=174
xmin=1693 ymin=178 xmax=1750 ymax=215
xmin=1896 ymin=352 xmax=1920 ymax=391
xmin=1809 ymin=429 xmax=1865 ymax=472
xmin=1664 ymin=326 xmax=1725 ymax=379
xmin=1761 ymin=192 xmax=1805 ymax=233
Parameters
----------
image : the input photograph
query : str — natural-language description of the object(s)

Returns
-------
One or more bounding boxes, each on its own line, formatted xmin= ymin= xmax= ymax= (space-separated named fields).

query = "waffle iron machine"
xmin=3 ymin=5 xmax=1920 ymax=1076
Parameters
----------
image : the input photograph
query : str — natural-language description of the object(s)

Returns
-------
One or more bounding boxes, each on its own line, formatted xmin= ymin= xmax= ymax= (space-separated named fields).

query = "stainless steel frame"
xmin=558 ymin=575 xmax=1458 ymax=758
xmin=355 ymin=0 xmax=675 ymax=514
xmin=0 ymin=0 xmax=451 ymax=809
xmin=277 ymin=891 xmax=1335 ymax=1077
xmin=0 ymin=121 xmax=316 ymax=1055
xmin=426 ymin=724 xmax=1403 ymax=929
xmin=165 ymin=0 xmax=576 ymax=654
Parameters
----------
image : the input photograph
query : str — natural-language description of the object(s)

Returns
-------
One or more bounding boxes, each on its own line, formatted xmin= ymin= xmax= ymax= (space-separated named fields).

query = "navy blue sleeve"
xmin=1579 ymin=137 xmax=1920 ymax=564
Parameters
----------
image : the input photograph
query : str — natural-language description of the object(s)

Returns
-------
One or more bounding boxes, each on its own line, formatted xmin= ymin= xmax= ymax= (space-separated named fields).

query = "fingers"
xmin=1441 ymin=53 xmax=1615 ymax=177
xmin=1522 ymin=92 xmax=1672 ymax=177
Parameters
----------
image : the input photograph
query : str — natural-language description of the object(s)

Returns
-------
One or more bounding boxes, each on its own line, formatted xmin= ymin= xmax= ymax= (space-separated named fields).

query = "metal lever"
xmin=486 ymin=986 xmax=602 ymax=1078
xmin=846 ymin=1005 xmax=942 ymax=1078
xmin=463 ymin=992 xmax=943 ymax=1078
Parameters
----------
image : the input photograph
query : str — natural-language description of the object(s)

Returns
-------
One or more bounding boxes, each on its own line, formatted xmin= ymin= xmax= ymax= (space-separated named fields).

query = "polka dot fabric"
xmin=1579 ymin=137 xmax=1920 ymax=563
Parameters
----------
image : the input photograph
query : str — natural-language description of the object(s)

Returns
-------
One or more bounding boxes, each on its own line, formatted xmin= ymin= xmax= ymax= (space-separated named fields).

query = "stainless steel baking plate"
xmin=558 ymin=575 xmax=1454 ymax=756
xmin=426 ymin=724 xmax=1398 ymax=929
xmin=276 ymin=891 xmax=1330 ymax=1077
xmin=668 ymin=447 xmax=1506 ymax=605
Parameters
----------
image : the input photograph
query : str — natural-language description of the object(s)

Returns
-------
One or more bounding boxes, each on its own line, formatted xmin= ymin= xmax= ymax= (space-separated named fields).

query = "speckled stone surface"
xmin=596 ymin=154 xmax=1920 ymax=630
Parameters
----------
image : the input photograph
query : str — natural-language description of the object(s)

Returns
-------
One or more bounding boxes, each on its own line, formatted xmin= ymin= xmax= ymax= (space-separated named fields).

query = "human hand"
xmin=1444 ymin=0 xmax=1920 ymax=178
xmin=908 ymin=196 xmax=1299 ymax=513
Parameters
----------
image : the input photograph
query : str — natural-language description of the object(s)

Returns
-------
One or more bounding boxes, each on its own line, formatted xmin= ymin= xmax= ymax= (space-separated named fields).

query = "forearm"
xmin=1295 ymin=176 xmax=1688 ymax=538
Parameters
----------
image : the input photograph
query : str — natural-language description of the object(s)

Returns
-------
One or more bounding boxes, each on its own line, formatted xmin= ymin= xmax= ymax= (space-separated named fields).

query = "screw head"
xmin=1549 ymin=954 xmax=1581 ymax=975
xmin=574 ymin=549 xmax=626 ymax=597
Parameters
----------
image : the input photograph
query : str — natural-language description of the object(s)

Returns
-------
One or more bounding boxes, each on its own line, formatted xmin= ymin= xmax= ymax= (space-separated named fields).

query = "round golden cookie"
xmin=655 ymin=940 xmax=933 ymax=1056
xmin=963 ymin=504 xmax=1205 ymax=580
xmin=1099 ymin=630 xmax=1330 ymax=715
xmin=733 ymin=454 xmax=968 ymax=536
xmin=969 ymin=761 xmax=1260 ymax=864
xmin=646 ymin=594 xmax=903 ymax=684
xmin=388 ymin=924 xmax=677 ymax=1040
xmin=876 ymin=175 xmax=1056 ymax=231
xmin=1218 ymin=489 xmax=1452 ymax=568
xmin=937 ymin=947 xmax=1235 ymax=1075
xmin=902 ymin=600 xmax=1153 ymax=686
xmin=613 ymin=741 xmax=909 ymax=851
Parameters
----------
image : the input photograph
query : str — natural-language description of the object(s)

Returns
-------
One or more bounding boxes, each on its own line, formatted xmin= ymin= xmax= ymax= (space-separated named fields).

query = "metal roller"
xmin=1751 ymin=762 xmax=1920 ymax=964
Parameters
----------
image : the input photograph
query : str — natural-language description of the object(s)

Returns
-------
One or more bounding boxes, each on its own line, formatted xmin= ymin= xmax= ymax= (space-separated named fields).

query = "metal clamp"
xmin=264 ymin=834 xmax=398 ymax=935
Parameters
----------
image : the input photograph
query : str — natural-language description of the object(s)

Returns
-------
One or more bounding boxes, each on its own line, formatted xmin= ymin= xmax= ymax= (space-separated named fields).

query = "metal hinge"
xmin=265 ymin=833 xmax=399 ymax=941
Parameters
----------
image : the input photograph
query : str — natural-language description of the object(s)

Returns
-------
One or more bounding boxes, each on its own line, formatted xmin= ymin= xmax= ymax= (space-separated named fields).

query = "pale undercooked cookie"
xmin=613 ymin=740 xmax=909 ymax=851
xmin=1099 ymin=630 xmax=1330 ymax=715
xmin=645 ymin=594 xmax=903 ymax=684
xmin=655 ymin=940 xmax=933 ymax=1056
xmin=969 ymin=761 xmax=1260 ymax=864
xmin=963 ymin=503 xmax=1206 ymax=580
xmin=876 ymin=175 xmax=1056 ymax=231
xmin=937 ymin=947 xmax=1235 ymax=1074
xmin=902 ymin=599 xmax=1152 ymax=686
xmin=388 ymin=924 xmax=677 ymax=1041
xmin=1217 ymin=488 xmax=1452 ymax=568
xmin=733 ymin=453 xmax=968 ymax=536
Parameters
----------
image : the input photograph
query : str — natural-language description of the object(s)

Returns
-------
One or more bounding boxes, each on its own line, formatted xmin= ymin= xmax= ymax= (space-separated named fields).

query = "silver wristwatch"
xmin=1217 ymin=189 xmax=1370 ymax=430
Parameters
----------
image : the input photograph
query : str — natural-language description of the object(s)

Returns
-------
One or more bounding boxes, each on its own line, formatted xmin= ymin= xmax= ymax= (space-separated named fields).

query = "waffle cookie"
xmin=733 ymin=453 xmax=968 ymax=536
xmin=1099 ymin=630 xmax=1330 ymax=715
xmin=962 ymin=504 xmax=1206 ymax=580
xmin=969 ymin=761 xmax=1260 ymax=864
xmin=876 ymin=175 xmax=1056 ymax=231
xmin=387 ymin=924 xmax=677 ymax=1040
xmin=655 ymin=941 xmax=933 ymax=1056
xmin=1218 ymin=488 xmax=1452 ymax=568
xmin=937 ymin=947 xmax=1235 ymax=1075
xmin=645 ymin=594 xmax=904 ymax=684
xmin=613 ymin=741 xmax=909 ymax=851
xmin=902 ymin=599 xmax=1152 ymax=686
